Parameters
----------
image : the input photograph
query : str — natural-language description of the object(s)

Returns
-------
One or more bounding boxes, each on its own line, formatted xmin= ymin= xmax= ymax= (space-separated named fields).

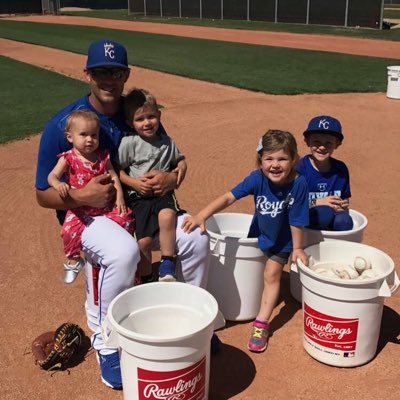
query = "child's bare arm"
xmin=47 ymin=157 xmax=70 ymax=198
xmin=181 ymin=192 xmax=236 ymax=234
xmin=106 ymin=160 xmax=127 ymax=214
xmin=173 ymin=159 xmax=187 ymax=188
xmin=290 ymin=225 xmax=309 ymax=265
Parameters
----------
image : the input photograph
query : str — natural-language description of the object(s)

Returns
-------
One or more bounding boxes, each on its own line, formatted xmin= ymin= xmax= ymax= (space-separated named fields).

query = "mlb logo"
xmin=344 ymin=352 xmax=355 ymax=358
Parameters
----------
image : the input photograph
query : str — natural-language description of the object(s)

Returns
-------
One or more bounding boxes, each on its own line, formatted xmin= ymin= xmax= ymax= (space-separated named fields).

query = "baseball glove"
xmin=32 ymin=322 xmax=83 ymax=370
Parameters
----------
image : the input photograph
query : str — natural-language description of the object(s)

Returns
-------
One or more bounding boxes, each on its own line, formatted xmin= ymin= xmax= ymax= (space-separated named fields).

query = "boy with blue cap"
xmin=297 ymin=115 xmax=353 ymax=231
xmin=35 ymin=39 xmax=212 ymax=390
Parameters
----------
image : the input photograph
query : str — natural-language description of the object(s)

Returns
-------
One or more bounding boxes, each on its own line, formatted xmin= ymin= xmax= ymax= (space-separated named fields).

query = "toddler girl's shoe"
xmin=247 ymin=320 xmax=269 ymax=352
xmin=63 ymin=258 xmax=84 ymax=284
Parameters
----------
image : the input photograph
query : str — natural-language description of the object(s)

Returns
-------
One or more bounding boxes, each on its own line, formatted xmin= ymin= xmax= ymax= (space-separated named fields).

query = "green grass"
xmin=0 ymin=20 xmax=397 ymax=97
xmin=384 ymin=9 xmax=400 ymax=19
xmin=0 ymin=56 xmax=87 ymax=143
xmin=61 ymin=9 xmax=400 ymax=41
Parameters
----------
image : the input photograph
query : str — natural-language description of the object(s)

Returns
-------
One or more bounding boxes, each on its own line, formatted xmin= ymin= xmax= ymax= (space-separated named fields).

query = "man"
xmin=35 ymin=39 xmax=211 ymax=390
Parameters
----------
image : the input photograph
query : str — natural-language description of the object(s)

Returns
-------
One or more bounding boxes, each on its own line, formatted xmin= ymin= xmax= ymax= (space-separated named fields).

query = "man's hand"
xmin=75 ymin=173 xmax=116 ymax=208
xmin=141 ymin=170 xmax=177 ymax=196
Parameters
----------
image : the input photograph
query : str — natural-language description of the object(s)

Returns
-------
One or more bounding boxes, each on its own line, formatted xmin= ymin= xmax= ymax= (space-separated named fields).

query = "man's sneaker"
xmin=63 ymin=258 xmax=84 ymax=284
xmin=211 ymin=333 xmax=221 ymax=354
xmin=159 ymin=259 xmax=177 ymax=282
xmin=98 ymin=351 xmax=122 ymax=390
xmin=247 ymin=320 xmax=269 ymax=352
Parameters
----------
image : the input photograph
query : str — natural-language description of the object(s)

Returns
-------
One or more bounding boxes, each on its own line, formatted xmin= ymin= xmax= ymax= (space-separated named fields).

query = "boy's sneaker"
xmin=159 ymin=259 xmax=177 ymax=282
xmin=63 ymin=258 xmax=84 ymax=284
xmin=98 ymin=351 xmax=122 ymax=390
xmin=247 ymin=320 xmax=269 ymax=352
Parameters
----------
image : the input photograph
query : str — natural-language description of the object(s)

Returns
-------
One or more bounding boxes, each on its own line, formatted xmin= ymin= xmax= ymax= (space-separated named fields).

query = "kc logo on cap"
xmin=103 ymin=42 xmax=116 ymax=60
xmin=303 ymin=115 xmax=344 ymax=141
xmin=86 ymin=39 xmax=128 ymax=70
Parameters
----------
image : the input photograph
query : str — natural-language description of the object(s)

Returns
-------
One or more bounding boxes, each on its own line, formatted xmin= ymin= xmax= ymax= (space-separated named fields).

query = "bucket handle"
xmin=210 ymin=238 xmax=220 ymax=254
xmin=378 ymin=271 xmax=399 ymax=297
xmin=101 ymin=316 xmax=119 ymax=348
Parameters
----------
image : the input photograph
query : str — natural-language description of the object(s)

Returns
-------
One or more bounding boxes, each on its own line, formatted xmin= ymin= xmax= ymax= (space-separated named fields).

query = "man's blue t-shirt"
xmin=296 ymin=155 xmax=351 ymax=201
xmin=231 ymin=170 xmax=309 ymax=253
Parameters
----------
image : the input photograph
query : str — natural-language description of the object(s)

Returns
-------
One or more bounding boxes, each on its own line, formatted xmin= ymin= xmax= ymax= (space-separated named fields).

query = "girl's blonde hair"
xmin=256 ymin=129 xmax=298 ymax=166
xmin=65 ymin=109 xmax=100 ymax=133
xmin=124 ymin=88 xmax=158 ymax=120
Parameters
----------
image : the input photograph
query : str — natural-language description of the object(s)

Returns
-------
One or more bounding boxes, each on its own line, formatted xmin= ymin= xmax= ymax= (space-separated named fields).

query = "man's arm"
xmin=36 ymin=174 xmax=116 ymax=210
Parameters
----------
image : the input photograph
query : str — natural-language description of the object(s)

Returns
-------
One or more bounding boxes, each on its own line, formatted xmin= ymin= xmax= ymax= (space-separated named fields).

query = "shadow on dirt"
xmin=376 ymin=305 xmax=400 ymax=355
xmin=209 ymin=343 xmax=256 ymax=399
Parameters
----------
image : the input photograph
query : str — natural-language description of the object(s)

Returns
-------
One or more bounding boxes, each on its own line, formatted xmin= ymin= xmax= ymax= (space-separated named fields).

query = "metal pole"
xmin=344 ymin=0 xmax=349 ymax=27
xmin=179 ymin=0 xmax=182 ymax=18
xmin=200 ymin=0 xmax=202 ymax=19
xmin=379 ymin=0 xmax=384 ymax=30
xmin=160 ymin=0 xmax=163 ymax=18
xmin=221 ymin=0 xmax=223 ymax=20
xmin=306 ymin=0 xmax=310 ymax=25
xmin=127 ymin=0 xmax=130 ymax=15
xmin=275 ymin=0 xmax=278 ymax=23
xmin=247 ymin=0 xmax=250 ymax=21
xmin=144 ymin=0 xmax=147 ymax=17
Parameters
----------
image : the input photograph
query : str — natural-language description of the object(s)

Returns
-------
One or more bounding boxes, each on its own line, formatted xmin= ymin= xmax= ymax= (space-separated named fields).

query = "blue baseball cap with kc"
xmin=86 ymin=39 xmax=128 ymax=69
xmin=303 ymin=115 xmax=344 ymax=141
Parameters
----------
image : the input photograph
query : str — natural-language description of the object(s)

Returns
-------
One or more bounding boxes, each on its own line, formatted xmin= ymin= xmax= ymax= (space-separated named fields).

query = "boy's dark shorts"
xmin=126 ymin=192 xmax=185 ymax=240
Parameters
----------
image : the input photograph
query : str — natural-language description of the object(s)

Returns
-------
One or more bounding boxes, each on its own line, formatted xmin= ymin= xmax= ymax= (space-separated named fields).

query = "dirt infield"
xmin=4 ymin=14 xmax=400 ymax=59
xmin=0 ymin=18 xmax=399 ymax=400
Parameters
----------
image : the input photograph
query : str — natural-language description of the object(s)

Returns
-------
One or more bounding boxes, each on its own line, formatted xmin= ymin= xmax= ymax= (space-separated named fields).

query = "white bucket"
xmin=102 ymin=282 xmax=218 ymax=400
xmin=290 ymin=209 xmax=368 ymax=302
xmin=387 ymin=65 xmax=400 ymax=99
xmin=297 ymin=240 xmax=399 ymax=367
xmin=206 ymin=213 xmax=267 ymax=321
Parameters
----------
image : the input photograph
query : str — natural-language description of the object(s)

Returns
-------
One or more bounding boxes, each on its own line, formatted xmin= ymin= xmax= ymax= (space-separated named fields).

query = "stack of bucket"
xmin=102 ymin=282 xmax=218 ymax=399
xmin=387 ymin=66 xmax=400 ymax=99
xmin=206 ymin=213 xmax=267 ymax=321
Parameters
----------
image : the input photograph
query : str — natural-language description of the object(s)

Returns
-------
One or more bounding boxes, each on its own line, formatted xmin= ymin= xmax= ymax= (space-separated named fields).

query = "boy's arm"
xmin=290 ymin=225 xmax=309 ymax=265
xmin=181 ymin=192 xmax=236 ymax=234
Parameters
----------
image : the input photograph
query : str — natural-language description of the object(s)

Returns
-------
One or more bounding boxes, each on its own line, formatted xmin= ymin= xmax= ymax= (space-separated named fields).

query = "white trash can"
xmin=102 ymin=282 xmax=218 ymax=400
xmin=297 ymin=240 xmax=399 ymax=367
xmin=290 ymin=209 xmax=368 ymax=302
xmin=387 ymin=65 xmax=400 ymax=99
xmin=206 ymin=213 xmax=267 ymax=321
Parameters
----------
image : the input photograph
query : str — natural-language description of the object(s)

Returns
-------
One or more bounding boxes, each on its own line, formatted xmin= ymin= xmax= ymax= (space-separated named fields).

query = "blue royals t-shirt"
xmin=231 ymin=170 xmax=309 ymax=253
xmin=296 ymin=155 xmax=351 ymax=201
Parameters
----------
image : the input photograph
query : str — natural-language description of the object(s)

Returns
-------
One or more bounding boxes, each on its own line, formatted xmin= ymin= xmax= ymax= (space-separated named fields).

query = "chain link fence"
xmin=128 ymin=0 xmax=384 ymax=28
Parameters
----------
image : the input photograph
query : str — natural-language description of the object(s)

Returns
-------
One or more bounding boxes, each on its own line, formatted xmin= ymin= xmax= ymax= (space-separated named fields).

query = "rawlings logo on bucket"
xmin=304 ymin=303 xmax=359 ymax=351
xmin=137 ymin=357 xmax=206 ymax=400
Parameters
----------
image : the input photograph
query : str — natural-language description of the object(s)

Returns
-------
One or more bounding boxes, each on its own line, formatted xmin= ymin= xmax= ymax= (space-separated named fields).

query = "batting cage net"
xmin=128 ymin=0 xmax=384 ymax=29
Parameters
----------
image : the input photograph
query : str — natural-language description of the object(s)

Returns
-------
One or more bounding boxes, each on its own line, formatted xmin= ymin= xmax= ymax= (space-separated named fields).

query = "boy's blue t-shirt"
xmin=35 ymin=95 xmax=132 ymax=190
xmin=296 ymin=155 xmax=351 ymax=201
xmin=231 ymin=170 xmax=309 ymax=253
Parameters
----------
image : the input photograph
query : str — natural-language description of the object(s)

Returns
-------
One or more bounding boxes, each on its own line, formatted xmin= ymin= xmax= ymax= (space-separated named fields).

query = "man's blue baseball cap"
xmin=303 ymin=115 xmax=344 ymax=141
xmin=86 ymin=39 xmax=129 ymax=69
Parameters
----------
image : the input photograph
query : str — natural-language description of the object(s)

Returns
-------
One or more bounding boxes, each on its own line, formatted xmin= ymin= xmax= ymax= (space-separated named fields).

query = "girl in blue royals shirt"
xmin=182 ymin=129 xmax=309 ymax=353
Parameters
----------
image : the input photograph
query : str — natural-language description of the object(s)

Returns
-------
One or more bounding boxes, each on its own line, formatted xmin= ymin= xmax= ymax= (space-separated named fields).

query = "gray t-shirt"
xmin=116 ymin=131 xmax=185 ymax=196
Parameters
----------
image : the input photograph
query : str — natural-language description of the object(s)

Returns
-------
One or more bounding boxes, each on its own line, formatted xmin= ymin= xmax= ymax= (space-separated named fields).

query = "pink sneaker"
xmin=247 ymin=320 xmax=269 ymax=352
